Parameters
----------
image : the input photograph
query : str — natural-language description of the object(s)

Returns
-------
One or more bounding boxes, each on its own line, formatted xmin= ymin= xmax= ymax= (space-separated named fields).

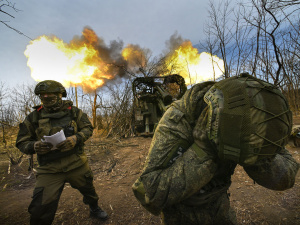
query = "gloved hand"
xmin=56 ymin=135 xmax=77 ymax=152
xmin=34 ymin=141 xmax=53 ymax=155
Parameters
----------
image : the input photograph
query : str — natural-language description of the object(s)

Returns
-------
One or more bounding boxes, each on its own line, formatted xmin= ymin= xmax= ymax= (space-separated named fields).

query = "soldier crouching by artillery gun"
xmin=290 ymin=126 xmax=300 ymax=147
xmin=132 ymin=74 xmax=187 ymax=136
xmin=132 ymin=73 xmax=299 ymax=225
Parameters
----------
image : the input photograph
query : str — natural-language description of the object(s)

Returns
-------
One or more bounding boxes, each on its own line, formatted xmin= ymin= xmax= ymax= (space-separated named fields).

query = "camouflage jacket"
xmin=16 ymin=100 xmax=94 ymax=172
xmin=132 ymin=82 xmax=299 ymax=215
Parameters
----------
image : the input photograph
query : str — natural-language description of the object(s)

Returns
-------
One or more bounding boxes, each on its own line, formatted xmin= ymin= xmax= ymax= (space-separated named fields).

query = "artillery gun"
xmin=132 ymin=74 xmax=187 ymax=136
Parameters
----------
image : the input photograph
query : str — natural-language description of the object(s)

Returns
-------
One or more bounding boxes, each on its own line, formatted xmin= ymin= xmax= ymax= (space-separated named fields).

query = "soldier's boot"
xmin=90 ymin=206 xmax=108 ymax=220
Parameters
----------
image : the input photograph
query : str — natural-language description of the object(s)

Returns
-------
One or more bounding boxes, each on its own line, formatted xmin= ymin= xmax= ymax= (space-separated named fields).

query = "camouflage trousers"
xmin=161 ymin=192 xmax=237 ymax=225
xmin=28 ymin=161 xmax=99 ymax=225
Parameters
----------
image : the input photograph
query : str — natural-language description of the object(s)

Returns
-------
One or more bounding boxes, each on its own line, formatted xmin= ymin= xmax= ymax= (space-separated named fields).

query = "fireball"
xmin=24 ymin=28 xmax=117 ymax=92
xmin=165 ymin=41 xmax=224 ymax=85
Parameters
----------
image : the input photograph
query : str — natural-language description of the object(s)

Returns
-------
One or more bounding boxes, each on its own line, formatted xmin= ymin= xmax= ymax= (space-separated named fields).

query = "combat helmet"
xmin=34 ymin=80 xmax=67 ymax=97
xmin=204 ymin=73 xmax=292 ymax=166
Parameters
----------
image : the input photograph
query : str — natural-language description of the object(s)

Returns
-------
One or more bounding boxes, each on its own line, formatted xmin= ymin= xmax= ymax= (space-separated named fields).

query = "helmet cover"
xmin=204 ymin=73 xmax=292 ymax=165
xmin=34 ymin=80 xmax=67 ymax=97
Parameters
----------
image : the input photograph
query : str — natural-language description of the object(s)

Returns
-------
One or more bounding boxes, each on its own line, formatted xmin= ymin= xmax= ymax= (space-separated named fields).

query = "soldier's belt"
xmin=181 ymin=182 xmax=230 ymax=207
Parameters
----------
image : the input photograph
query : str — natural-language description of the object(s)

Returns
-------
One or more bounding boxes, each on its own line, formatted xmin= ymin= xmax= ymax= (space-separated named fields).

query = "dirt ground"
xmin=0 ymin=117 xmax=299 ymax=225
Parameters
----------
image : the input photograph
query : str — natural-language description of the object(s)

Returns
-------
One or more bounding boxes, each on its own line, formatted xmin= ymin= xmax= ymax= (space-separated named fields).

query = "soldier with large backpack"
xmin=16 ymin=80 xmax=108 ymax=225
xmin=132 ymin=73 xmax=299 ymax=224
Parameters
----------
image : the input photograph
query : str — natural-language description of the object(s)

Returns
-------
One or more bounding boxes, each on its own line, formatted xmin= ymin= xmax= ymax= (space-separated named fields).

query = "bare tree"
xmin=0 ymin=82 xmax=9 ymax=147
xmin=0 ymin=0 xmax=32 ymax=39
xmin=205 ymin=0 xmax=237 ymax=78
xmin=202 ymin=0 xmax=299 ymax=114
xmin=97 ymin=81 xmax=134 ymax=138
xmin=11 ymin=83 xmax=40 ymax=123
xmin=279 ymin=16 xmax=300 ymax=114
xmin=0 ymin=83 xmax=24 ymax=165
xmin=0 ymin=83 xmax=17 ymax=148
xmin=241 ymin=0 xmax=300 ymax=84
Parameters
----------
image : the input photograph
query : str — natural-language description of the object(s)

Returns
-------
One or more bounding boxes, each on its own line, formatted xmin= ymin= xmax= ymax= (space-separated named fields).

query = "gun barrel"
xmin=155 ymin=86 xmax=172 ymax=105
xmin=157 ymin=98 xmax=167 ymax=112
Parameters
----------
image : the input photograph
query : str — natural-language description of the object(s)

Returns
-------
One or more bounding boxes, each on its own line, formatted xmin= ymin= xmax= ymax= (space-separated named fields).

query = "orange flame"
xmin=165 ymin=41 xmax=224 ymax=85
xmin=24 ymin=28 xmax=119 ymax=92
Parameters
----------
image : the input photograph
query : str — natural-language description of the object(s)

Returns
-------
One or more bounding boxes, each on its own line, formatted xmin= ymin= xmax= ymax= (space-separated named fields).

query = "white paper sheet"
xmin=43 ymin=130 xmax=66 ymax=150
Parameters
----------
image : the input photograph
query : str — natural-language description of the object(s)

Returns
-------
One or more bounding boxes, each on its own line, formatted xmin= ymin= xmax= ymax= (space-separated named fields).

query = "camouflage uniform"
xmin=16 ymin=97 xmax=101 ymax=224
xmin=133 ymin=75 xmax=299 ymax=225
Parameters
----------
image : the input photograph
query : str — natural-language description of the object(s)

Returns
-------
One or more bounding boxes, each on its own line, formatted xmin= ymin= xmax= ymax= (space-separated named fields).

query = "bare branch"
xmin=0 ymin=21 xmax=32 ymax=40
xmin=0 ymin=0 xmax=20 ymax=18
xmin=0 ymin=0 xmax=32 ymax=40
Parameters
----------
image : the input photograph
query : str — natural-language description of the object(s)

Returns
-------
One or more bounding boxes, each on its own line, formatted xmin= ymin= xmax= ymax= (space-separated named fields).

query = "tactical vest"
xmin=32 ymin=103 xmax=84 ymax=165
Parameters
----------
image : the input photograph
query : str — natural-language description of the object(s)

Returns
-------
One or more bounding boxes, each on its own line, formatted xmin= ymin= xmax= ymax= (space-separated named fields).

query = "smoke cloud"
xmin=70 ymin=26 xmax=128 ymax=87
xmin=164 ymin=31 xmax=189 ymax=53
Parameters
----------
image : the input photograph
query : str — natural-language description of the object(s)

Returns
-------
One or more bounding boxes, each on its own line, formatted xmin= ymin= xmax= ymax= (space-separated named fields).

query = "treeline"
xmin=0 ymin=80 xmax=134 ymax=142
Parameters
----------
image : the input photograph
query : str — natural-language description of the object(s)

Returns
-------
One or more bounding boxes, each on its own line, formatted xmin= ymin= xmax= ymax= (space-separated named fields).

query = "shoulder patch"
xmin=168 ymin=108 xmax=184 ymax=123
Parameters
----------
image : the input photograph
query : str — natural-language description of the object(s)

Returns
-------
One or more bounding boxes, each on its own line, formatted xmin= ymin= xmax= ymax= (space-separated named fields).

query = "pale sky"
xmin=1 ymin=0 xmax=214 ymax=88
